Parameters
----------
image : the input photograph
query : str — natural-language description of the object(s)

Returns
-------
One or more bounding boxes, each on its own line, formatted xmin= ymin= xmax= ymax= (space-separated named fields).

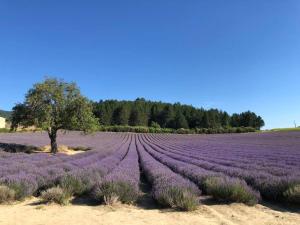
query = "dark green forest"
xmin=92 ymin=98 xmax=265 ymax=130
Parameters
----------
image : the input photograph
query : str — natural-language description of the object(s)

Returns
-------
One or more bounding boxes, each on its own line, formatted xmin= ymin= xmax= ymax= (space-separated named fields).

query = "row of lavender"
xmin=0 ymin=133 xmax=127 ymax=179
xmin=0 ymin=132 xmax=202 ymax=210
xmin=0 ymin=132 xmax=208 ymax=210
xmin=0 ymin=132 xmax=130 ymax=200
xmin=0 ymin=132 xmax=299 ymax=208
xmin=142 ymin=133 xmax=300 ymax=204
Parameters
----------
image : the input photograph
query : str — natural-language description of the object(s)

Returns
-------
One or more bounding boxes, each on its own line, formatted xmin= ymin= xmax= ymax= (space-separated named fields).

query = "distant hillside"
xmin=0 ymin=110 xmax=12 ymax=120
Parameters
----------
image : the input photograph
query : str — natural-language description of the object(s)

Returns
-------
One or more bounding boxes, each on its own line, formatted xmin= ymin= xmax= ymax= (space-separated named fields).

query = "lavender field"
xmin=0 ymin=131 xmax=299 ymax=209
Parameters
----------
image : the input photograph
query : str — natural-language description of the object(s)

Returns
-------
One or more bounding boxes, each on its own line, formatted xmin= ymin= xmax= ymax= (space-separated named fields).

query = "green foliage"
xmin=22 ymin=78 xmax=98 ymax=132
xmin=93 ymin=99 xmax=264 ymax=130
xmin=0 ymin=186 xmax=15 ymax=204
xmin=221 ymin=112 xmax=230 ymax=127
xmin=41 ymin=187 xmax=71 ymax=205
xmin=175 ymin=128 xmax=191 ymax=134
xmin=230 ymin=111 xmax=264 ymax=130
xmin=283 ymin=184 xmax=300 ymax=204
xmin=59 ymin=174 xmax=86 ymax=196
xmin=10 ymin=103 xmax=33 ymax=130
xmin=99 ymin=125 xmax=149 ymax=133
xmin=98 ymin=125 xmax=256 ymax=134
xmin=159 ymin=105 xmax=175 ymax=128
xmin=112 ymin=105 xmax=130 ymax=125
xmin=59 ymin=170 xmax=102 ymax=196
xmin=6 ymin=180 xmax=37 ymax=201
xmin=195 ymin=127 xmax=256 ymax=134
xmin=156 ymin=187 xmax=199 ymax=211
xmin=204 ymin=177 xmax=260 ymax=206
xmin=11 ymin=78 xmax=99 ymax=153
xmin=93 ymin=181 xmax=139 ymax=204
xmin=171 ymin=111 xmax=189 ymax=129
xmin=5 ymin=184 xmax=24 ymax=201
xmin=150 ymin=121 xmax=161 ymax=128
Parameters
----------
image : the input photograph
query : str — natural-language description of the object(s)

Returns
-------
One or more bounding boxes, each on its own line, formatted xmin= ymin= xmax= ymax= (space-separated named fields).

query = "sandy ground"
xmin=35 ymin=145 xmax=85 ymax=155
xmin=0 ymin=198 xmax=299 ymax=225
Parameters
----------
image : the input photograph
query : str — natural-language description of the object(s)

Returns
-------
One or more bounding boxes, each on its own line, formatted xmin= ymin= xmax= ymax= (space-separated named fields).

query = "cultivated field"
xmin=0 ymin=131 xmax=299 ymax=225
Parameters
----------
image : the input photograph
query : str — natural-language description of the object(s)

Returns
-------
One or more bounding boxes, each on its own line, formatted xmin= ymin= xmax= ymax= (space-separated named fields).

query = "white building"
xmin=0 ymin=117 xmax=6 ymax=128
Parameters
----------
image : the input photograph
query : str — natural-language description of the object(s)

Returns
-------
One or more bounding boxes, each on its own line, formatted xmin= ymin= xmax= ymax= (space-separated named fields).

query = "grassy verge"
xmin=269 ymin=127 xmax=300 ymax=132
xmin=0 ymin=128 xmax=10 ymax=133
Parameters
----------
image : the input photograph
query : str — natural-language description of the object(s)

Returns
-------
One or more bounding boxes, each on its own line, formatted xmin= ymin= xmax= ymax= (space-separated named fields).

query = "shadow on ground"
xmin=0 ymin=142 xmax=39 ymax=153
xmin=71 ymin=197 xmax=100 ymax=206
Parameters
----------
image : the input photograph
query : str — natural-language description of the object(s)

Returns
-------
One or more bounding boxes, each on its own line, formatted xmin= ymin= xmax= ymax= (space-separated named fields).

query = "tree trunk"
xmin=48 ymin=129 xmax=58 ymax=154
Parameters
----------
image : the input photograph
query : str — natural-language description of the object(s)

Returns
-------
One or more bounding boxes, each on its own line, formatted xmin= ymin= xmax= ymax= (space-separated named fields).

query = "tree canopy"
xmin=92 ymin=99 xmax=265 ymax=130
xmin=11 ymin=78 xmax=98 ymax=153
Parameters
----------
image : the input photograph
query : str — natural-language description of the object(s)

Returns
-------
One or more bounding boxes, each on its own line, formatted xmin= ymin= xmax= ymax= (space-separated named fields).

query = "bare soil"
xmin=36 ymin=145 xmax=85 ymax=155
xmin=0 ymin=198 xmax=299 ymax=225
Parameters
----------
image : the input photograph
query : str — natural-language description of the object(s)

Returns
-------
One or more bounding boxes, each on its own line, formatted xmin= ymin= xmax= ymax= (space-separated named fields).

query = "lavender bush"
xmin=59 ymin=168 xmax=102 ymax=196
xmin=0 ymin=185 xmax=15 ymax=203
xmin=142 ymin=133 xmax=300 ymax=203
xmin=93 ymin=135 xmax=140 ymax=204
xmin=41 ymin=186 xmax=71 ymax=205
xmin=137 ymin=136 xmax=201 ymax=211
xmin=0 ymin=131 xmax=299 ymax=206
xmin=283 ymin=184 xmax=300 ymax=204
xmin=204 ymin=176 xmax=261 ymax=205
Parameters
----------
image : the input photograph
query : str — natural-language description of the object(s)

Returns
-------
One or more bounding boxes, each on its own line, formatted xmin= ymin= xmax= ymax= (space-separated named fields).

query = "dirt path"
xmin=0 ymin=198 xmax=299 ymax=225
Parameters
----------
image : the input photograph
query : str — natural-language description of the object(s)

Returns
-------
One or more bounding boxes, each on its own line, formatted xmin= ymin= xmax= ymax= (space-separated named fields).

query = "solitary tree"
xmin=11 ymin=78 xmax=99 ymax=154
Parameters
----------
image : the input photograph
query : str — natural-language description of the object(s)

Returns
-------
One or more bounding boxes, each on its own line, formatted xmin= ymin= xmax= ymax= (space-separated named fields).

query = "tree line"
xmin=92 ymin=98 xmax=265 ymax=130
xmin=9 ymin=78 xmax=264 ymax=153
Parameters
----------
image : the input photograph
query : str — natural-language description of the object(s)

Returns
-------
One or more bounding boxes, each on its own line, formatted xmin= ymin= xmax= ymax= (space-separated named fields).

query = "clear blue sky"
xmin=0 ymin=0 xmax=299 ymax=129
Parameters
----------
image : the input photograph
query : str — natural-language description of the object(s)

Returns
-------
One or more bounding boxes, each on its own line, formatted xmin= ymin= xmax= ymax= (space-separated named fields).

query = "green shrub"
xmin=283 ymin=184 xmax=300 ymax=204
xmin=98 ymin=125 xmax=257 ymax=134
xmin=59 ymin=169 xmax=102 ymax=196
xmin=175 ymin=128 xmax=193 ymax=134
xmin=156 ymin=187 xmax=199 ymax=211
xmin=204 ymin=176 xmax=260 ymax=206
xmin=150 ymin=121 xmax=161 ymax=129
xmin=194 ymin=127 xmax=256 ymax=134
xmin=0 ymin=185 xmax=15 ymax=203
xmin=41 ymin=187 xmax=71 ymax=205
xmin=93 ymin=181 xmax=139 ymax=205
xmin=59 ymin=174 xmax=86 ymax=196
xmin=3 ymin=178 xmax=38 ymax=200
